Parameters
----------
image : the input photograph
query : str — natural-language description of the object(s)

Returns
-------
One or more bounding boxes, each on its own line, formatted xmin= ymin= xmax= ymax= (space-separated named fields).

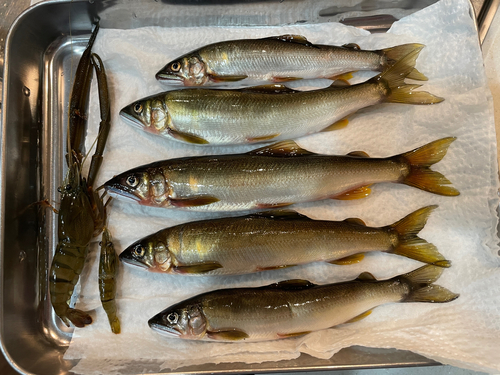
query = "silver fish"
xmin=148 ymin=265 xmax=458 ymax=341
xmin=103 ymin=138 xmax=459 ymax=212
xmin=122 ymin=48 xmax=442 ymax=146
xmin=120 ymin=206 xmax=449 ymax=275
xmin=155 ymin=36 xmax=427 ymax=86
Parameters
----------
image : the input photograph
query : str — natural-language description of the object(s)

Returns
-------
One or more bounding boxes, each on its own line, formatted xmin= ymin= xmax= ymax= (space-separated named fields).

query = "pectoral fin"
xmin=207 ymin=329 xmax=249 ymax=341
xmin=170 ymin=196 xmax=220 ymax=207
xmin=321 ymin=118 xmax=349 ymax=132
xmin=329 ymin=253 xmax=365 ymax=265
xmin=343 ymin=309 xmax=373 ymax=324
xmin=278 ymin=331 xmax=312 ymax=338
xmin=173 ymin=261 xmax=223 ymax=274
xmin=208 ymin=74 xmax=248 ymax=83
xmin=168 ymin=128 xmax=209 ymax=144
xmin=333 ymin=185 xmax=372 ymax=200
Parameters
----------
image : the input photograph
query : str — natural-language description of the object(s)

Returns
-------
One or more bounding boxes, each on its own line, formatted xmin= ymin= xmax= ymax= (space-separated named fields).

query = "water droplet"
xmin=19 ymin=251 xmax=26 ymax=262
xmin=23 ymin=86 xmax=30 ymax=96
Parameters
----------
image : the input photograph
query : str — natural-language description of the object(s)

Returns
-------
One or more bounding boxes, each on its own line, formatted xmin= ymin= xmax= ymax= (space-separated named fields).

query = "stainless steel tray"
xmin=0 ymin=1 xmax=494 ymax=374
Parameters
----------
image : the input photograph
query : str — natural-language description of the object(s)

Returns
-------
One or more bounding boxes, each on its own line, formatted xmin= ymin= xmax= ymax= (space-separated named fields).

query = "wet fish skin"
xmin=122 ymin=48 xmax=441 ymax=146
xmin=155 ymin=36 xmax=427 ymax=86
xmin=120 ymin=206 xmax=449 ymax=276
xmin=148 ymin=265 xmax=458 ymax=341
xmin=103 ymin=138 xmax=459 ymax=212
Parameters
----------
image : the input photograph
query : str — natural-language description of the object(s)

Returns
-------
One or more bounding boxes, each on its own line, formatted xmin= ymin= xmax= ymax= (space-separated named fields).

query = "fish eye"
xmin=134 ymin=245 xmax=145 ymax=258
xmin=170 ymin=62 xmax=181 ymax=72
xmin=126 ymin=175 xmax=139 ymax=187
xmin=133 ymin=103 xmax=143 ymax=114
xmin=166 ymin=312 xmax=178 ymax=324
xmin=65 ymin=184 xmax=72 ymax=191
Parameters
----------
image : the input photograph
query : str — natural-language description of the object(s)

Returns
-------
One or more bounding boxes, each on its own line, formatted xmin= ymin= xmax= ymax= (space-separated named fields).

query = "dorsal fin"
xmin=343 ymin=217 xmax=366 ymax=226
xmin=262 ymin=34 xmax=317 ymax=48
xmin=239 ymin=84 xmax=299 ymax=95
xmin=268 ymin=279 xmax=316 ymax=290
xmin=356 ymin=272 xmax=377 ymax=281
xmin=247 ymin=140 xmax=315 ymax=157
xmin=342 ymin=43 xmax=361 ymax=50
xmin=347 ymin=151 xmax=369 ymax=158
xmin=249 ymin=210 xmax=312 ymax=220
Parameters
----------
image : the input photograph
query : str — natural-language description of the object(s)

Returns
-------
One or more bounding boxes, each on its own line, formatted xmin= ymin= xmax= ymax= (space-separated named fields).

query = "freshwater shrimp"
xmin=49 ymin=25 xmax=112 ymax=328
xmin=99 ymin=228 xmax=121 ymax=334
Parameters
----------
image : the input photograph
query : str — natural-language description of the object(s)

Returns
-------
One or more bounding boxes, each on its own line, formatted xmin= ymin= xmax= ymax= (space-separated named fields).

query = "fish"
xmin=148 ymin=264 xmax=458 ymax=341
xmin=120 ymin=206 xmax=449 ymax=276
xmin=155 ymin=36 xmax=427 ymax=86
xmin=102 ymin=137 xmax=459 ymax=212
xmin=122 ymin=48 xmax=442 ymax=146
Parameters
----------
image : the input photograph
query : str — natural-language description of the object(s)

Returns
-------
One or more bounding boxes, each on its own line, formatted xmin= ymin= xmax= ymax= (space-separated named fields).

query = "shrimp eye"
xmin=170 ymin=62 xmax=181 ymax=72
xmin=126 ymin=175 xmax=139 ymax=187
xmin=134 ymin=245 xmax=145 ymax=257
xmin=166 ymin=312 xmax=178 ymax=324
xmin=133 ymin=103 xmax=143 ymax=114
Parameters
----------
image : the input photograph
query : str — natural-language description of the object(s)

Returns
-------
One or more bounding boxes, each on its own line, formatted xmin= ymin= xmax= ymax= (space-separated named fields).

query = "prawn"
xmin=49 ymin=25 xmax=112 ymax=328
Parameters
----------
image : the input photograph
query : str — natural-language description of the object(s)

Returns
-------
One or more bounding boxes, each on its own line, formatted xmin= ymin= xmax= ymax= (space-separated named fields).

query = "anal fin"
xmin=343 ymin=309 xmax=373 ymax=324
xmin=333 ymin=185 xmax=372 ymax=200
xmin=329 ymin=253 xmax=365 ymax=265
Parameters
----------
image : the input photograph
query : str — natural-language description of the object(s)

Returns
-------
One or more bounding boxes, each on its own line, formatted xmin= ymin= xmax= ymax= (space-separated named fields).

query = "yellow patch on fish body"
xmin=221 ymin=52 xmax=229 ymax=61
xmin=189 ymin=176 xmax=199 ymax=192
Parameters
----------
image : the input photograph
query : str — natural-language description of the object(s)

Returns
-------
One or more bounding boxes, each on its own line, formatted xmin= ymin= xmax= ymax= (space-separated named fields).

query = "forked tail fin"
xmin=398 ymin=137 xmax=460 ymax=196
xmin=387 ymin=206 xmax=449 ymax=267
xmin=379 ymin=43 xmax=428 ymax=81
xmin=400 ymin=265 xmax=459 ymax=303
xmin=372 ymin=47 xmax=443 ymax=104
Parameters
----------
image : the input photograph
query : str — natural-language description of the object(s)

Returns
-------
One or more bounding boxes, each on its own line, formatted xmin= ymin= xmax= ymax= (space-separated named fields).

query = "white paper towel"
xmin=63 ymin=0 xmax=500 ymax=373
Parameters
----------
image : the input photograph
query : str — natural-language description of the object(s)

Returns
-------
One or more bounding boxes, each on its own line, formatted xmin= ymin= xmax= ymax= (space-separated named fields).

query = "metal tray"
xmin=0 ymin=0 xmax=495 ymax=374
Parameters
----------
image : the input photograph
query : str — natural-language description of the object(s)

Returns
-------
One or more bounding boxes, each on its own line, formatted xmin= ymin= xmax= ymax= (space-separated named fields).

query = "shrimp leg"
xmin=99 ymin=228 xmax=121 ymax=334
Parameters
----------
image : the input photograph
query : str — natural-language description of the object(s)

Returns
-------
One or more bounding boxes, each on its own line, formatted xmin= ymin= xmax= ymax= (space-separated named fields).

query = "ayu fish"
xmin=148 ymin=265 xmax=458 ymax=341
xmin=122 ymin=48 xmax=441 ymax=146
xmin=103 ymin=138 xmax=459 ymax=212
xmin=121 ymin=206 xmax=449 ymax=275
xmin=155 ymin=36 xmax=427 ymax=86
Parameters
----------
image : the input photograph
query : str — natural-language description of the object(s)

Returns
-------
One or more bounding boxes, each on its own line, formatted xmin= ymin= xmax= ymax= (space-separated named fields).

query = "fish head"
xmin=103 ymin=165 xmax=170 ymax=207
xmin=120 ymin=95 xmax=170 ymax=137
xmin=149 ymin=303 xmax=207 ymax=339
xmin=120 ymin=236 xmax=173 ymax=273
xmin=156 ymin=54 xmax=208 ymax=86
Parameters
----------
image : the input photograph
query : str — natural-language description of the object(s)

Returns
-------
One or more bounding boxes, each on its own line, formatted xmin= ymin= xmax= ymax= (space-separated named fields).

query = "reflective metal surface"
xmin=0 ymin=1 xmax=493 ymax=374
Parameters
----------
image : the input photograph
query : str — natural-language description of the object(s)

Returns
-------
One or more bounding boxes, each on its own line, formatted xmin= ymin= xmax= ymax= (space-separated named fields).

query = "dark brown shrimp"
xmin=49 ymin=25 xmax=112 ymax=328
xmin=99 ymin=228 xmax=121 ymax=334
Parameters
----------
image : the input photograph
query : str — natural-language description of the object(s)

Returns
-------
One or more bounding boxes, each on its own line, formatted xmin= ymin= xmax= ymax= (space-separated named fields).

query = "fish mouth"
xmin=103 ymin=177 xmax=142 ymax=203
xmin=155 ymin=71 xmax=183 ymax=83
xmin=119 ymin=250 xmax=150 ymax=269
xmin=148 ymin=318 xmax=182 ymax=338
xmin=119 ymin=108 xmax=145 ymax=130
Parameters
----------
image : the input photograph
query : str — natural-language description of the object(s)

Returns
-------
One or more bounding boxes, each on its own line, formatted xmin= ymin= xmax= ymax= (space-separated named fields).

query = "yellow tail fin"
xmin=399 ymin=137 xmax=460 ymax=196
xmin=388 ymin=206 xmax=449 ymax=267
xmin=373 ymin=47 xmax=443 ymax=104
xmin=400 ymin=265 xmax=459 ymax=303
xmin=380 ymin=43 xmax=428 ymax=81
